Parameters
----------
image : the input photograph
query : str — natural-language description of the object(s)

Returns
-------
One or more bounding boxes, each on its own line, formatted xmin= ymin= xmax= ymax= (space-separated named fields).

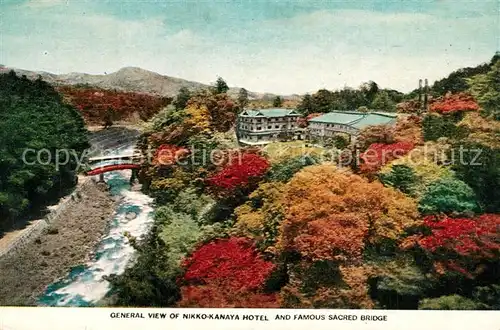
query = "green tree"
xmin=297 ymin=94 xmax=315 ymax=115
xmin=105 ymin=223 xmax=181 ymax=307
xmin=173 ymin=87 xmax=191 ymax=110
xmin=371 ymin=91 xmax=396 ymax=112
xmin=214 ymin=76 xmax=229 ymax=94
xmin=379 ymin=165 xmax=417 ymax=196
xmin=360 ymin=81 xmax=379 ymax=104
xmin=311 ymin=89 xmax=334 ymax=112
xmin=273 ymin=96 xmax=283 ymax=107
xmin=237 ymin=87 xmax=249 ymax=109
xmin=452 ymin=142 xmax=500 ymax=212
xmin=467 ymin=61 xmax=500 ymax=119
xmin=267 ymin=155 xmax=318 ymax=183
xmin=422 ymin=113 xmax=467 ymax=141
xmin=418 ymin=177 xmax=481 ymax=216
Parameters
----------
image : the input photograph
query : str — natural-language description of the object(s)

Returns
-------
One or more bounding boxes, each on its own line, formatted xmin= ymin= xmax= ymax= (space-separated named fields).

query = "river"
xmin=38 ymin=146 xmax=154 ymax=307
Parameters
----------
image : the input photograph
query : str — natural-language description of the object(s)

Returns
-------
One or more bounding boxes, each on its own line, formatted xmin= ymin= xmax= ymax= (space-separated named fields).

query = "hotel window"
xmin=257 ymin=126 xmax=262 ymax=130
xmin=275 ymin=125 xmax=279 ymax=129
xmin=268 ymin=125 xmax=272 ymax=129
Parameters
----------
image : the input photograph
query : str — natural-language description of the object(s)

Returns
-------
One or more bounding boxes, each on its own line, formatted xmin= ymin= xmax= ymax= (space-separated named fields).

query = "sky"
xmin=1 ymin=0 xmax=499 ymax=94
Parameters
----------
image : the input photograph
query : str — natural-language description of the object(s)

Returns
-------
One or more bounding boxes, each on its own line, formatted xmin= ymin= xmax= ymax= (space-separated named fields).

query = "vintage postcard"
xmin=0 ymin=0 xmax=499 ymax=329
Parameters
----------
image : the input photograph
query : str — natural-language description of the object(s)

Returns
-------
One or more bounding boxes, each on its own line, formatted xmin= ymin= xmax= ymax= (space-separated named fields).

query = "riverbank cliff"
xmin=0 ymin=179 xmax=117 ymax=306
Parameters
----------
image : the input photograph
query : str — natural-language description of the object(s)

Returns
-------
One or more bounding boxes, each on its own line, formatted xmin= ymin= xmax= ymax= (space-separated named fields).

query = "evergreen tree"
xmin=214 ymin=76 xmax=229 ymax=94
xmin=273 ymin=96 xmax=283 ymax=107
xmin=173 ymin=87 xmax=191 ymax=110
xmin=238 ymin=88 xmax=249 ymax=109
xmin=297 ymin=94 xmax=315 ymax=115
xmin=371 ymin=91 xmax=396 ymax=112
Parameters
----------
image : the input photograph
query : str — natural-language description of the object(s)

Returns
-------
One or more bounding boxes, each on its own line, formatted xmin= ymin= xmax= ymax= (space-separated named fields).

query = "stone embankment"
xmin=0 ymin=178 xmax=117 ymax=306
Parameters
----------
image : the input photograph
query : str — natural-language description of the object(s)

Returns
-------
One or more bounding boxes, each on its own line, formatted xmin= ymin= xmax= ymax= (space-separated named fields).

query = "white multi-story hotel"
xmin=237 ymin=108 xmax=302 ymax=145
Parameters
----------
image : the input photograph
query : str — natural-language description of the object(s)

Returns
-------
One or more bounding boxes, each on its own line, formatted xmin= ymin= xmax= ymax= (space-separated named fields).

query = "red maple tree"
xmin=419 ymin=214 xmax=500 ymax=257
xmin=181 ymin=237 xmax=275 ymax=291
xmin=179 ymin=237 xmax=278 ymax=307
xmin=430 ymin=93 xmax=479 ymax=115
xmin=206 ymin=152 xmax=269 ymax=196
xmin=58 ymin=86 xmax=170 ymax=124
xmin=359 ymin=141 xmax=414 ymax=173
xmin=404 ymin=214 xmax=500 ymax=278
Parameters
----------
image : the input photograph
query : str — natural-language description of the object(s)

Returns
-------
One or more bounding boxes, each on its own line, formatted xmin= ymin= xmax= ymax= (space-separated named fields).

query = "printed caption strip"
xmin=1 ymin=308 xmax=499 ymax=330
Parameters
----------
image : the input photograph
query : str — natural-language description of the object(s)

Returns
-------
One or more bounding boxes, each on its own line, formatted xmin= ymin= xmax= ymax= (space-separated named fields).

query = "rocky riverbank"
xmin=0 ymin=181 xmax=117 ymax=306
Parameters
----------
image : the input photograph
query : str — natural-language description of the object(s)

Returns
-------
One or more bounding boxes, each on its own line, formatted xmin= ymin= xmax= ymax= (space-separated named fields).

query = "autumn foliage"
xmin=419 ymin=215 xmax=500 ymax=256
xmin=185 ymin=91 xmax=237 ymax=133
xmin=360 ymin=141 xmax=415 ymax=173
xmin=278 ymin=165 xmax=420 ymax=262
xmin=403 ymin=214 xmax=500 ymax=278
xmin=153 ymin=144 xmax=190 ymax=166
xmin=430 ymin=93 xmax=479 ymax=115
xmin=206 ymin=153 xmax=270 ymax=196
xmin=58 ymin=86 xmax=170 ymax=124
xmin=393 ymin=115 xmax=424 ymax=145
xmin=179 ymin=237 xmax=278 ymax=307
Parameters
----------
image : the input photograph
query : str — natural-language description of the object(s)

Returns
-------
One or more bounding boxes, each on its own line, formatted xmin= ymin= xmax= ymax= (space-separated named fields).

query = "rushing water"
xmin=38 ymin=148 xmax=154 ymax=306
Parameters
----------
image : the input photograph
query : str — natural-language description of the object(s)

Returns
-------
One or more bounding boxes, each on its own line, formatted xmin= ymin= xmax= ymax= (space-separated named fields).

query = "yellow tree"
xmin=185 ymin=103 xmax=211 ymax=133
xmin=234 ymin=182 xmax=286 ymax=252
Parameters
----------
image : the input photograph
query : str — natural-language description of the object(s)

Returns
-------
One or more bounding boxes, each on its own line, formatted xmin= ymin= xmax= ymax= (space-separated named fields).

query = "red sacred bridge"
xmin=86 ymin=164 xmax=140 ymax=176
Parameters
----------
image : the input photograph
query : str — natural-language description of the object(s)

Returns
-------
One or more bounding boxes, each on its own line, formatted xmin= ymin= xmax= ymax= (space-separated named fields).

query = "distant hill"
xmin=0 ymin=66 xmax=297 ymax=101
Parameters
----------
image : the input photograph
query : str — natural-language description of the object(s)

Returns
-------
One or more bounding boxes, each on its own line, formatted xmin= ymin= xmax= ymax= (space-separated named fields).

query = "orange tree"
xmin=276 ymin=165 xmax=420 ymax=308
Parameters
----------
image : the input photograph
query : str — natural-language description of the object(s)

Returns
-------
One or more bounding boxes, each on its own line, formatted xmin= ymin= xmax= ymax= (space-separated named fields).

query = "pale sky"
xmin=1 ymin=0 xmax=499 ymax=94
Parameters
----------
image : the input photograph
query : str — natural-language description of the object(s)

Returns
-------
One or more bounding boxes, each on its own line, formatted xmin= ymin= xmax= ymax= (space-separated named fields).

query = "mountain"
xmin=0 ymin=66 xmax=296 ymax=100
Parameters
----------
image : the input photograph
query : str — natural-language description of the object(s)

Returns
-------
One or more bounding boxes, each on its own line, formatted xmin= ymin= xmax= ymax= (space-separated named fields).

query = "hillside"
xmin=0 ymin=66 xmax=294 ymax=100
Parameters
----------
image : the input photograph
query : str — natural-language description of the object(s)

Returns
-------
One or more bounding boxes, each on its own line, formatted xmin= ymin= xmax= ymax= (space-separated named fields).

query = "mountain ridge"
xmin=0 ymin=65 xmax=301 ymax=101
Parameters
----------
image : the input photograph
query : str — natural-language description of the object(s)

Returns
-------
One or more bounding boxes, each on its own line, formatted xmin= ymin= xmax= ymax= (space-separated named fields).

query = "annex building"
xmin=237 ymin=108 xmax=302 ymax=145
xmin=308 ymin=111 xmax=398 ymax=140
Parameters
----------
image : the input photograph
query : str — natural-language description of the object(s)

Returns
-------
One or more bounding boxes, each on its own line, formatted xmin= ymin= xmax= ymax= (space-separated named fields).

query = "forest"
xmin=104 ymin=54 xmax=500 ymax=309
xmin=58 ymin=85 xmax=172 ymax=126
xmin=0 ymin=71 xmax=89 ymax=234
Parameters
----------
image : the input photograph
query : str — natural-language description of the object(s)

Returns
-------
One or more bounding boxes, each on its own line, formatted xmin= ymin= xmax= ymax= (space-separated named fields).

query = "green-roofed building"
xmin=238 ymin=108 xmax=302 ymax=145
xmin=308 ymin=111 xmax=398 ymax=140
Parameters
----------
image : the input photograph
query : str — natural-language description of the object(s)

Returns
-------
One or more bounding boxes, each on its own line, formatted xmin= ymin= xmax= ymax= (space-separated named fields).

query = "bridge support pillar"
xmin=129 ymin=168 xmax=138 ymax=185
xmin=98 ymin=173 xmax=105 ymax=182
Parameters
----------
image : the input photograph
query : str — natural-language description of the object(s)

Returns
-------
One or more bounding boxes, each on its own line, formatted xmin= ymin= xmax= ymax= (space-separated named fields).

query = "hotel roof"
xmin=240 ymin=108 xmax=300 ymax=117
xmin=309 ymin=111 xmax=397 ymax=129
